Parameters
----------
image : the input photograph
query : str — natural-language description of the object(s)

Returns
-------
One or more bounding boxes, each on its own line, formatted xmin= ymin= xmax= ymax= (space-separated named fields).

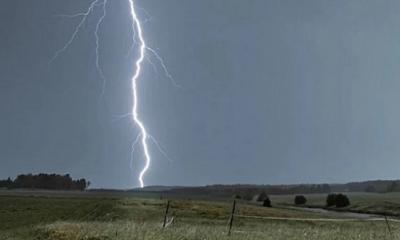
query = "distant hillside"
xmin=331 ymin=180 xmax=400 ymax=193
xmin=140 ymin=180 xmax=400 ymax=200
xmin=132 ymin=185 xmax=186 ymax=192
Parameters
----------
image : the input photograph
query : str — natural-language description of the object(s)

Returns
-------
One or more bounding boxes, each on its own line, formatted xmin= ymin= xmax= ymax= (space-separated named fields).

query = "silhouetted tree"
xmin=262 ymin=197 xmax=272 ymax=207
xmin=0 ymin=177 xmax=13 ymax=189
xmin=326 ymin=193 xmax=350 ymax=207
xmin=335 ymin=194 xmax=350 ymax=207
xmin=326 ymin=194 xmax=337 ymax=207
xmin=294 ymin=195 xmax=307 ymax=205
xmin=257 ymin=192 xmax=268 ymax=202
xmin=75 ymin=178 xmax=87 ymax=191
xmin=1 ymin=173 xmax=88 ymax=191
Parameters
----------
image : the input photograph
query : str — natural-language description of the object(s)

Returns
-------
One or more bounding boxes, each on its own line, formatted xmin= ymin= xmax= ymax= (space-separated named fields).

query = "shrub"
xmin=326 ymin=194 xmax=337 ymax=207
xmin=257 ymin=192 xmax=268 ymax=202
xmin=294 ymin=195 xmax=307 ymax=205
xmin=335 ymin=193 xmax=350 ymax=207
xmin=326 ymin=193 xmax=350 ymax=207
xmin=262 ymin=197 xmax=272 ymax=207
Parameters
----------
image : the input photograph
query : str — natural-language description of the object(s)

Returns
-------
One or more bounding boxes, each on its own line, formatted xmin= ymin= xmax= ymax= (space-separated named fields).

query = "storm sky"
xmin=1 ymin=0 xmax=400 ymax=188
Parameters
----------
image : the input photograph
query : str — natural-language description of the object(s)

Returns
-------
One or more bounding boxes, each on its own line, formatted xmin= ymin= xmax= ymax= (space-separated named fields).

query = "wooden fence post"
xmin=162 ymin=200 xmax=170 ymax=228
xmin=228 ymin=200 xmax=236 ymax=236
xmin=384 ymin=214 xmax=393 ymax=239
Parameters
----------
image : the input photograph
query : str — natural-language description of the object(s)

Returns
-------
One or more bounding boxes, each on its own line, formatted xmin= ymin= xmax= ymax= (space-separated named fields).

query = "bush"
xmin=262 ymin=197 xmax=272 ymax=207
xmin=326 ymin=193 xmax=350 ymax=207
xmin=294 ymin=195 xmax=307 ymax=205
xmin=335 ymin=194 xmax=350 ymax=207
xmin=257 ymin=192 xmax=268 ymax=202
xmin=326 ymin=194 xmax=337 ymax=207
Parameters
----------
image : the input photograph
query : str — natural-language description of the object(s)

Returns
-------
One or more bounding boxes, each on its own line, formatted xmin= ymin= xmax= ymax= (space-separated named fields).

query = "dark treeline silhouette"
xmin=150 ymin=180 xmax=400 ymax=200
xmin=0 ymin=173 xmax=89 ymax=191
xmin=331 ymin=180 xmax=400 ymax=193
xmin=166 ymin=184 xmax=332 ymax=199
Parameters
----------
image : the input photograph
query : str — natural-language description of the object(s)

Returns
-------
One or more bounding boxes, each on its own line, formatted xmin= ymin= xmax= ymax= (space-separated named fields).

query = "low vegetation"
xmin=326 ymin=193 xmax=350 ymax=208
xmin=294 ymin=195 xmax=307 ymax=205
xmin=271 ymin=192 xmax=400 ymax=217
xmin=256 ymin=192 xmax=269 ymax=202
xmin=1 ymin=191 xmax=400 ymax=239
xmin=158 ymin=179 xmax=400 ymax=200
xmin=262 ymin=198 xmax=272 ymax=207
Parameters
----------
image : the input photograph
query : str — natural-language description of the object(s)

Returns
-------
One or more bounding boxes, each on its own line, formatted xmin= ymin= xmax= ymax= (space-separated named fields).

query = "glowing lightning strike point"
xmin=128 ymin=0 xmax=151 ymax=188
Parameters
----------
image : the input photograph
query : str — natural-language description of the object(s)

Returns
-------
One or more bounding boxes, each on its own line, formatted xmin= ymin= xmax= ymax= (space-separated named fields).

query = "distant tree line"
xmin=169 ymin=184 xmax=332 ymax=200
xmin=237 ymin=184 xmax=331 ymax=201
xmin=164 ymin=180 xmax=400 ymax=200
xmin=332 ymin=180 xmax=400 ymax=193
xmin=0 ymin=173 xmax=89 ymax=191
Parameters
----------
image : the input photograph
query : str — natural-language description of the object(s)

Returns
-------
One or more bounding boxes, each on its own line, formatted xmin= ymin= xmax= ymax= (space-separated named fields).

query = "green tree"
xmin=257 ymin=192 xmax=268 ymax=202
xmin=263 ymin=197 xmax=272 ymax=207
xmin=335 ymin=194 xmax=350 ymax=207
xmin=294 ymin=195 xmax=307 ymax=205
xmin=326 ymin=194 xmax=337 ymax=207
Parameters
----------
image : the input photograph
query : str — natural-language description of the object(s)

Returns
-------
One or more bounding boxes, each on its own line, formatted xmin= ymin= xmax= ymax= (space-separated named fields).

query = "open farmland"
xmin=1 ymin=191 xmax=400 ymax=240
xmin=271 ymin=192 xmax=400 ymax=216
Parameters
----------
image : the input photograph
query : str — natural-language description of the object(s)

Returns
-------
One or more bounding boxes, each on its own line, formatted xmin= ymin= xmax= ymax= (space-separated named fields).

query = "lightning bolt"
xmin=51 ymin=0 xmax=107 ymax=96
xmin=50 ymin=0 xmax=102 ymax=63
xmin=51 ymin=0 xmax=177 ymax=188
xmin=146 ymin=46 xmax=182 ymax=88
xmin=127 ymin=0 xmax=151 ymax=188
xmin=95 ymin=0 xmax=108 ymax=96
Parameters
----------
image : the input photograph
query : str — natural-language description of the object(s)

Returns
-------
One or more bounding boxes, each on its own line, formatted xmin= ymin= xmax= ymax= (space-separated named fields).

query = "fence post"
xmin=162 ymin=200 xmax=170 ymax=228
xmin=384 ymin=214 xmax=393 ymax=239
xmin=228 ymin=200 xmax=236 ymax=236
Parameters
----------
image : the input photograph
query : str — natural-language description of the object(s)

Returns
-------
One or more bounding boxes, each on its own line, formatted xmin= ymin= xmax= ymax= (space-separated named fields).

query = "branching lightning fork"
xmin=51 ymin=0 xmax=176 ymax=188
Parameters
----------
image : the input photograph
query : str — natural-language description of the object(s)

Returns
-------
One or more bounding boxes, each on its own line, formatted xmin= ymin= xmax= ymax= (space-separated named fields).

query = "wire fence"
xmin=225 ymin=200 xmax=400 ymax=238
xmin=38 ymin=197 xmax=400 ymax=238
xmin=234 ymin=214 xmax=400 ymax=223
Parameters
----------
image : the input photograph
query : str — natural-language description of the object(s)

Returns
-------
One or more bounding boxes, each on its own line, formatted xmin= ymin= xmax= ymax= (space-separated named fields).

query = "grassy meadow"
xmin=271 ymin=192 xmax=400 ymax=216
xmin=1 ymin=191 xmax=400 ymax=240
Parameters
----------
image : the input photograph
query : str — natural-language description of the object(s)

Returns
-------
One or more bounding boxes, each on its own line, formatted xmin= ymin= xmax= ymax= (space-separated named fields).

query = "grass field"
xmin=271 ymin=192 xmax=400 ymax=216
xmin=1 ymin=191 xmax=400 ymax=240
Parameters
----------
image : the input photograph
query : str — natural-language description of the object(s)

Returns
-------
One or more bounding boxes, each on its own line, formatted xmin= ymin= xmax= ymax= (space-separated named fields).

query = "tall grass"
xmin=1 ymin=194 xmax=400 ymax=240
